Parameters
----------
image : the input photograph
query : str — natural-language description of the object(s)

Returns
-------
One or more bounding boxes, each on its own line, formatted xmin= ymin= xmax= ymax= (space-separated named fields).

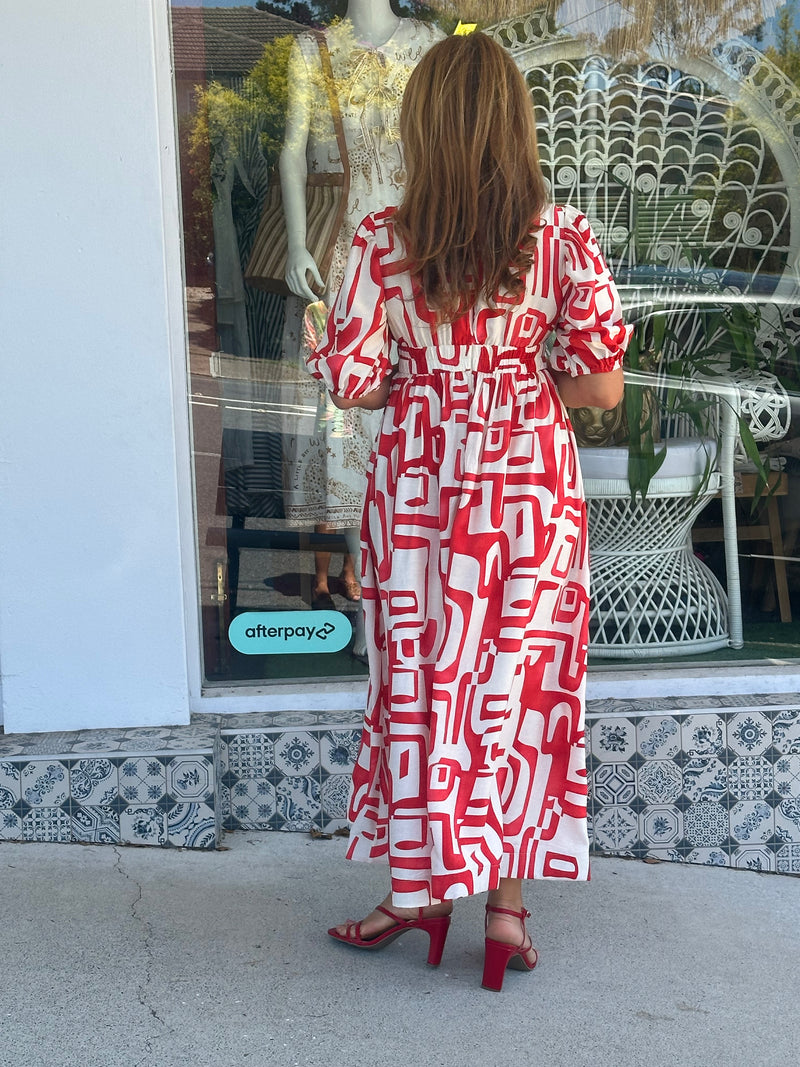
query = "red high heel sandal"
xmin=482 ymin=905 xmax=539 ymax=992
xmin=328 ymin=905 xmax=451 ymax=967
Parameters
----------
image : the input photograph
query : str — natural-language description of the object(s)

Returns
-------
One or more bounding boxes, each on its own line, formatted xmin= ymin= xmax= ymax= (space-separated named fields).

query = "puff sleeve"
xmin=306 ymin=214 xmax=392 ymax=399
xmin=548 ymin=206 xmax=631 ymax=376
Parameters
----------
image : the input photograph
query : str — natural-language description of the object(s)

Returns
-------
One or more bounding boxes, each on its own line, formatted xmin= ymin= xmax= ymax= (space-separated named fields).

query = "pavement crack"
xmin=112 ymin=846 xmax=171 ymax=1060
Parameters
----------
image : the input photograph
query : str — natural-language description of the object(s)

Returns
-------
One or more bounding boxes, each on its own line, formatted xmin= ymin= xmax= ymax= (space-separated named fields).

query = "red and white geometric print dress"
xmin=308 ymin=203 xmax=630 ymax=907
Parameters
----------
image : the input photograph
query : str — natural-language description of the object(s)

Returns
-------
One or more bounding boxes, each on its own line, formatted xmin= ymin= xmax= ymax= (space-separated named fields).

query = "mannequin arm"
xmin=279 ymin=40 xmax=325 ymax=301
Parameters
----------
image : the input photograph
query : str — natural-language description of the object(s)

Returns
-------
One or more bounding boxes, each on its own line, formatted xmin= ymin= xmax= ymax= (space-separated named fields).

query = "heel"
xmin=482 ymin=905 xmax=538 ymax=991
xmin=419 ymin=915 xmax=451 ymax=967
xmin=482 ymin=937 xmax=520 ymax=992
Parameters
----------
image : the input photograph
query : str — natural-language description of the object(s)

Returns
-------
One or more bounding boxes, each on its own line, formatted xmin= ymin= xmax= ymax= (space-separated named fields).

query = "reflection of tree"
xmin=188 ymin=35 xmax=298 ymax=360
xmin=256 ymin=1 xmax=345 ymax=21
xmin=427 ymin=2 xmax=786 ymax=54
xmin=189 ymin=34 xmax=296 ymax=237
xmin=244 ymin=33 xmax=297 ymax=168
xmin=178 ymin=110 xmax=213 ymax=276
xmin=764 ymin=0 xmax=800 ymax=83
xmin=559 ymin=0 xmax=786 ymax=58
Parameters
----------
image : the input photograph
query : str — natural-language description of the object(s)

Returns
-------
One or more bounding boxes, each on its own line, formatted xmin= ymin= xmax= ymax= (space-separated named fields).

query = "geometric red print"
xmin=310 ymin=203 xmax=629 ymax=906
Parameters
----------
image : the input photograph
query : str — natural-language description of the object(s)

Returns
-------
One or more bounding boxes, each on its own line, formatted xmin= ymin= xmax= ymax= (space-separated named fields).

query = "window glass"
xmin=171 ymin=1 xmax=800 ymax=686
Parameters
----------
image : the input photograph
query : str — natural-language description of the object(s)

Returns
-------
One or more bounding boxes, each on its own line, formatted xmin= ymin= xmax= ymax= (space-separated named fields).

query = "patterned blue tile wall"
xmin=0 ymin=724 xmax=222 ymax=849
xmin=586 ymin=695 xmax=800 ymax=875
xmin=219 ymin=711 xmax=362 ymax=835
xmin=1 ymin=695 xmax=799 ymax=872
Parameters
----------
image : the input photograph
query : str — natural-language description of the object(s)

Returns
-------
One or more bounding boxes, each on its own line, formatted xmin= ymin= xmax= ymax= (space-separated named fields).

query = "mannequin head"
xmin=395 ymin=32 xmax=548 ymax=319
xmin=339 ymin=1 xmax=402 ymax=19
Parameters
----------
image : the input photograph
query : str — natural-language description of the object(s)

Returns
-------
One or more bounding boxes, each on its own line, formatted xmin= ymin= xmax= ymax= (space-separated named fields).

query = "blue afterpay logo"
xmin=228 ymin=611 xmax=352 ymax=655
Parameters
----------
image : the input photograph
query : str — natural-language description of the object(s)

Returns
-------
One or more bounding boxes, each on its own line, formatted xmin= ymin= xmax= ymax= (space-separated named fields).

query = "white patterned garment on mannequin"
xmin=282 ymin=17 xmax=444 ymax=529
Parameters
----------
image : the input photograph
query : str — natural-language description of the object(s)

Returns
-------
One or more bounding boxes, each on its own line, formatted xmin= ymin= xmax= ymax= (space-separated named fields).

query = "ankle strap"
xmin=485 ymin=905 xmax=531 ymax=920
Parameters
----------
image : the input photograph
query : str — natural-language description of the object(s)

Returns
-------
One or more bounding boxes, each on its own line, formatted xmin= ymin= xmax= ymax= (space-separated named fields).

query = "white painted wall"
xmin=0 ymin=1 xmax=194 ymax=732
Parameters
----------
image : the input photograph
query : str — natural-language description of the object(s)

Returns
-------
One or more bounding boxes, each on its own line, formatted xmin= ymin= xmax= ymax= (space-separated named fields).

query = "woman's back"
xmin=312 ymin=202 xmax=628 ymax=397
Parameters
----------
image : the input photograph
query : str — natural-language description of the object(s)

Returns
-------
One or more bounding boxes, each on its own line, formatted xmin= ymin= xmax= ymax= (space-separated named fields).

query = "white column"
xmin=0 ymin=1 xmax=195 ymax=732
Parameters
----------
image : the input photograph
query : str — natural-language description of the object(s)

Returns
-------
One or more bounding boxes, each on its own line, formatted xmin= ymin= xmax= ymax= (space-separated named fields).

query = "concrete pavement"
xmin=1 ymin=832 xmax=798 ymax=1067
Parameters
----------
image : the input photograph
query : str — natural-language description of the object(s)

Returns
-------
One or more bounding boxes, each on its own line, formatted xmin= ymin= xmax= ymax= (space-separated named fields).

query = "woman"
xmin=307 ymin=32 xmax=628 ymax=992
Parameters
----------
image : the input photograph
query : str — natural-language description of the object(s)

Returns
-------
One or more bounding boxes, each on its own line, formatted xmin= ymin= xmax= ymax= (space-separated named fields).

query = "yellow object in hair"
xmin=453 ymin=22 xmax=477 ymax=35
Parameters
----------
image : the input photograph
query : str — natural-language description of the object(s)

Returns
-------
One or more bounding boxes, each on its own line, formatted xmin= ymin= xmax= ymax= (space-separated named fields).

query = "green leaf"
xmin=737 ymin=415 xmax=769 ymax=512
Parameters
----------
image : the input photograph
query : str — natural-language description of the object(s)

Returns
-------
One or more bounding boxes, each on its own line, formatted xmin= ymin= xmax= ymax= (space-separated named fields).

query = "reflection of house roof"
xmin=171 ymin=6 xmax=302 ymax=76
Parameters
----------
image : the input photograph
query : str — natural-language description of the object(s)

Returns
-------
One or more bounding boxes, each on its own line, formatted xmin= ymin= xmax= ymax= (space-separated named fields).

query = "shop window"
xmin=170 ymin=2 xmax=800 ymax=686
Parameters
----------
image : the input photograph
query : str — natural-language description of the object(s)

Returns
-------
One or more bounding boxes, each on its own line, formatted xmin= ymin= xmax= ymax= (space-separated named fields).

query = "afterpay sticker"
xmin=228 ymin=611 xmax=351 ymax=655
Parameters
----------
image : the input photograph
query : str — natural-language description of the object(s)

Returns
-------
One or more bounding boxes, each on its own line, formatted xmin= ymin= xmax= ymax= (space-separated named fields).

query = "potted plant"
xmin=569 ymin=297 xmax=771 ymax=501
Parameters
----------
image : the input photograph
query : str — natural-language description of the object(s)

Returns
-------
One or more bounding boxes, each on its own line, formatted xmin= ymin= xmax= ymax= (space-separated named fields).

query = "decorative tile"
xmin=681 ymin=714 xmax=725 ymax=758
xmin=775 ymin=797 xmax=800 ymax=842
xmin=317 ymin=710 xmax=363 ymax=726
xmin=227 ymin=779 xmax=277 ymax=829
xmin=0 ymin=761 xmax=21 ymax=805
xmin=590 ymin=719 xmax=637 ymax=763
xmin=685 ymin=847 xmax=730 ymax=867
xmin=217 ymin=738 xmax=229 ymax=779
xmin=273 ymin=733 xmax=319 ymax=777
xmin=683 ymin=758 xmax=727 ymax=803
xmin=69 ymin=759 xmax=117 ymax=806
xmin=319 ymin=773 xmax=351 ymax=819
xmin=166 ymin=757 xmax=214 ymax=802
xmin=727 ymin=756 xmax=773 ymax=801
xmin=167 ymin=802 xmax=217 ymax=849
xmin=120 ymin=806 xmax=167 ymax=846
xmin=0 ymin=810 xmax=23 ymax=840
xmin=274 ymin=776 xmax=321 ymax=831
xmin=136 ymin=725 xmax=216 ymax=746
xmin=20 ymin=762 xmax=69 ymax=808
xmin=4 ymin=700 xmax=800 ymax=865
xmin=637 ymin=760 xmax=682 ymax=804
xmin=220 ymin=784 xmax=232 ymax=824
xmin=119 ymin=727 xmax=173 ymax=743
xmin=637 ymin=717 xmax=680 ymax=759
xmin=267 ymin=712 xmax=321 ymax=728
xmin=213 ymin=783 xmax=223 ymax=842
xmin=772 ymin=708 xmax=800 ymax=755
xmin=0 ymin=739 xmax=27 ymax=757
xmin=592 ymin=763 xmax=636 ymax=806
xmin=224 ymin=733 xmax=274 ymax=778
xmin=22 ymin=806 xmax=72 ymax=842
xmin=70 ymin=730 xmax=126 ymax=754
xmin=319 ymin=730 xmax=361 ymax=775
xmin=774 ymin=754 xmax=800 ymax=799
xmin=117 ymin=757 xmax=167 ymax=804
xmin=215 ymin=712 xmax=277 ymax=731
xmin=114 ymin=734 xmax=169 ymax=753
xmin=684 ymin=801 xmax=729 ymax=847
xmin=729 ymin=800 xmax=773 ymax=844
xmin=640 ymin=805 xmax=683 ymax=847
xmin=776 ymin=842 xmax=800 ymax=874
xmin=731 ymin=845 xmax=775 ymax=872
xmin=70 ymin=805 xmax=120 ymax=844
xmin=591 ymin=805 xmax=639 ymax=852
xmin=644 ymin=848 xmax=683 ymax=863
xmin=1 ymin=732 xmax=79 ymax=757
xmin=728 ymin=712 xmax=772 ymax=757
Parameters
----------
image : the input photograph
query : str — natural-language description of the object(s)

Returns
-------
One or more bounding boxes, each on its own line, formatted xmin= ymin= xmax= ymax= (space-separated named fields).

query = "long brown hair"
xmin=394 ymin=32 xmax=548 ymax=322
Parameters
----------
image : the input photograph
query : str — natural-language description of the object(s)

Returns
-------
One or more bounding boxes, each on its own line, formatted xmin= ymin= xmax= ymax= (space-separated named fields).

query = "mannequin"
xmin=277 ymin=1 xmax=444 ymax=657
xmin=280 ymin=0 xmax=404 ymax=300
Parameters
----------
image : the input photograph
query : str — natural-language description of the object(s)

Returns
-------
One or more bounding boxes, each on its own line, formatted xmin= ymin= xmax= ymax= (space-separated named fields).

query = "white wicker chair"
xmin=489 ymin=12 xmax=800 ymax=656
